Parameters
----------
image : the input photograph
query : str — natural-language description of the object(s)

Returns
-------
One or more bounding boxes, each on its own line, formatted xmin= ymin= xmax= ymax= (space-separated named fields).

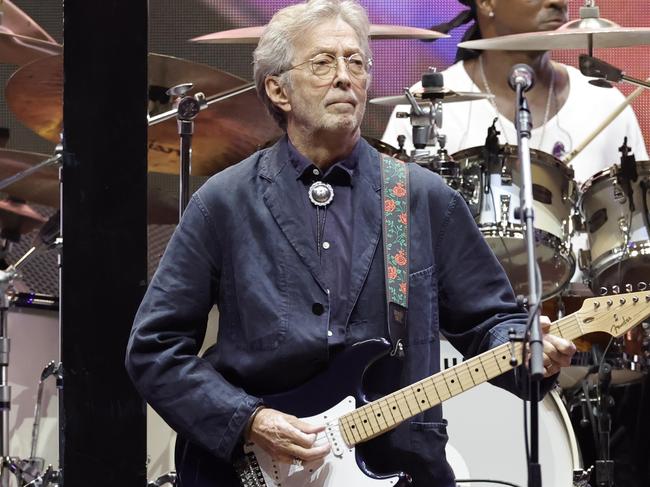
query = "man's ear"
xmin=475 ymin=0 xmax=496 ymax=18
xmin=265 ymin=75 xmax=291 ymax=114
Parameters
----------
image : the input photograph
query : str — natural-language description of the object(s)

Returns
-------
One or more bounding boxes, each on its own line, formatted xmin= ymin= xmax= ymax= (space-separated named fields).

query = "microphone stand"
xmin=511 ymin=65 xmax=544 ymax=487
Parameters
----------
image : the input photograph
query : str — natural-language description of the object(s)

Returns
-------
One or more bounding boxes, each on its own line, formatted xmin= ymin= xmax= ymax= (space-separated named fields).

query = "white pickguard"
xmin=242 ymin=397 xmax=401 ymax=487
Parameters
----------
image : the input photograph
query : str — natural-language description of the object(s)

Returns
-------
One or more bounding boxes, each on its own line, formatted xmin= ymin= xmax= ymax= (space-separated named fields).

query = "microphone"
xmin=508 ymin=63 xmax=535 ymax=92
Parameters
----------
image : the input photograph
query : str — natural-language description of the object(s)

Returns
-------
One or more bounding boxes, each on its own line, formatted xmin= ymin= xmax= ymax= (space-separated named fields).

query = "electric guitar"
xmin=176 ymin=291 xmax=650 ymax=486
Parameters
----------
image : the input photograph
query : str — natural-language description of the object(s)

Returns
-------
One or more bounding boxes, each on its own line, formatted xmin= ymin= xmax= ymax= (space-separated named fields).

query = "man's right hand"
xmin=247 ymin=408 xmax=331 ymax=464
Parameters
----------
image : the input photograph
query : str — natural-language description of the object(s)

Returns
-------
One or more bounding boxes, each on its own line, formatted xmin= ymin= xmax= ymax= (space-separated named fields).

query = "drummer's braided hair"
xmin=425 ymin=0 xmax=481 ymax=62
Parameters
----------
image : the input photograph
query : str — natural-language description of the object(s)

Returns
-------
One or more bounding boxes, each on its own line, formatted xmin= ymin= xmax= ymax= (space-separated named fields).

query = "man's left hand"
xmin=540 ymin=315 xmax=576 ymax=378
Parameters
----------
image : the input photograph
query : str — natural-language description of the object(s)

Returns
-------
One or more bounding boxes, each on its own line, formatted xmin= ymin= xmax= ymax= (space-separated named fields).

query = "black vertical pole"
xmin=62 ymin=0 xmax=148 ymax=485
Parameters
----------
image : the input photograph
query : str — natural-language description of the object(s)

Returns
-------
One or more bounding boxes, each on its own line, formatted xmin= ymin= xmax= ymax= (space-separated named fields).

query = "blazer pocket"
xmin=407 ymin=265 xmax=438 ymax=344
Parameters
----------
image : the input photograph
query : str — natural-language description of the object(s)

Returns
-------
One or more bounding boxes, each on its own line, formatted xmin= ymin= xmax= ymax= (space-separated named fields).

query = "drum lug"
xmin=563 ymin=179 xmax=577 ymax=204
xmin=571 ymin=213 xmax=585 ymax=233
xmin=578 ymin=249 xmax=591 ymax=271
xmin=500 ymin=166 xmax=513 ymax=185
xmin=613 ymin=182 xmax=628 ymax=204
xmin=618 ymin=217 xmax=630 ymax=242
xmin=500 ymin=194 xmax=511 ymax=228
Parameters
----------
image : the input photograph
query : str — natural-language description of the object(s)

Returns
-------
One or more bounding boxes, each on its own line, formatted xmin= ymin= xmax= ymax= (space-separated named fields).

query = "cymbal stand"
xmin=0 ymin=266 xmax=18 ymax=487
xmin=166 ymin=84 xmax=207 ymax=219
xmin=30 ymin=362 xmax=63 ymax=462
xmin=0 ymin=152 xmax=62 ymax=193
xmin=595 ymin=362 xmax=614 ymax=487
xmin=0 ymin=223 xmax=62 ymax=487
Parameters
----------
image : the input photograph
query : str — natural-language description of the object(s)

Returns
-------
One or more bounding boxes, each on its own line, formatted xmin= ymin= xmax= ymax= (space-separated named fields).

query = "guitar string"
xmin=276 ymin=299 xmax=647 ymax=457
xmin=324 ymin=305 xmax=648 ymax=440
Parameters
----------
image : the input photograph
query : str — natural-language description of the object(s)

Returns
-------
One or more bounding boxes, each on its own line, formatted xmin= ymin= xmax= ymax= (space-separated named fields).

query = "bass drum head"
xmin=441 ymin=338 xmax=580 ymax=486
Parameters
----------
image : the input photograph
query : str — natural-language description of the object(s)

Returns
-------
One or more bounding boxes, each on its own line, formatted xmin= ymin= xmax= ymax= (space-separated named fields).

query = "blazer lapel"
xmin=345 ymin=145 xmax=382 ymax=318
xmin=261 ymin=139 xmax=326 ymax=291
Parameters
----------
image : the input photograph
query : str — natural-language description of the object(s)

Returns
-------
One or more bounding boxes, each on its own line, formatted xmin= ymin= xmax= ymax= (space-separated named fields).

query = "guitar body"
xmin=175 ymin=339 xmax=411 ymax=487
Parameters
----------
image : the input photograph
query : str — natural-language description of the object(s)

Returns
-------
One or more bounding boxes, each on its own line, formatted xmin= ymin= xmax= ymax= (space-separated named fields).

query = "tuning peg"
xmin=611 ymin=285 xmax=620 ymax=294
xmin=638 ymin=282 xmax=647 ymax=291
xmin=599 ymin=287 xmax=608 ymax=296
xmin=625 ymin=283 xmax=633 ymax=293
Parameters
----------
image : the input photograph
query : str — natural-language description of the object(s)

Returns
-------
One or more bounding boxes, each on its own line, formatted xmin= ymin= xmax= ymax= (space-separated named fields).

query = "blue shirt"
xmin=287 ymin=139 xmax=361 ymax=348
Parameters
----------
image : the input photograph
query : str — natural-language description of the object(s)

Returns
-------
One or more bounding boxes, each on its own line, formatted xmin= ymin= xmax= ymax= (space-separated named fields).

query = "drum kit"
xmin=0 ymin=0 xmax=649 ymax=486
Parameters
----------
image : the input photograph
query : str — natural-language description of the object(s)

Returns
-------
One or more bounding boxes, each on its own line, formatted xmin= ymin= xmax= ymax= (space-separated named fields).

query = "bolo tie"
xmin=308 ymin=180 xmax=334 ymax=257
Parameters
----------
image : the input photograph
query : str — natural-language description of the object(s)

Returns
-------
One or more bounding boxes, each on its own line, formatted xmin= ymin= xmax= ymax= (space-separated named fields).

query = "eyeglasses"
xmin=285 ymin=52 xmax=372 ymax=79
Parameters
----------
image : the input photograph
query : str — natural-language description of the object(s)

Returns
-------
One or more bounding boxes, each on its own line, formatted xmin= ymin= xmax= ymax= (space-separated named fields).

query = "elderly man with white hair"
xmin=126 ymin=1 xmax=575 ymax=485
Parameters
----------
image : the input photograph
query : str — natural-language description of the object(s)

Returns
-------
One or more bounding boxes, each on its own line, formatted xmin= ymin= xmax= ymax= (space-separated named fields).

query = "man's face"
xmin=491 ymin=0 xmax=569 ymax=37
xmin=282 ymin=18 xmax=368 ymax=137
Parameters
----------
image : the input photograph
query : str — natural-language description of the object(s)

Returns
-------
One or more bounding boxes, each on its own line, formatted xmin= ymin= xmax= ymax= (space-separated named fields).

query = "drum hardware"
xmin=22 ymin=465 xmax=60 ymax=487
xmin=148 ymin=472 xmax=177 ymax=487
xmin=574 ymin=467 xmax=594 ymax=487
xmin=579 ymin=54 xmax=650 ymax=92
xmin=500 ymin=195 xmax=511 ymax=232
xmin=30 ymin=362 xmax=62 ymax=467
xmin=189 ymin=24 xmax=449 ymax=44
xmin=164 ymin=83 xmax=207 ymax=218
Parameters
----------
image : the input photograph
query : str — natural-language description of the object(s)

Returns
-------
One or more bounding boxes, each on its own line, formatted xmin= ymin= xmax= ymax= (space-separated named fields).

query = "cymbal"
xmin=363 ymin=136 xmax=409 ymax=162
xmin=0 ymin=198 xmax=47 ymax=239
xmin=6 ymin=53 xmax=282 ymax=176
xmin=1 ymin=1 xmax=60 ymax=65
xmin=0 ymin=149 xmax=214 ymax=224
xmin=3 ymin=1 xmax=56 ymax=42
xmin=0 ymin=29 xmax=62 ymax=66
xmin=370 ymin=88 xmax=493 ymax=107
xmin=0 ymin=149 xmax=59 ymax=208
xmin=190 ymin=24 xmax=448 ymax=44
xmin=459 ymin=21 xmax=650 ymax=51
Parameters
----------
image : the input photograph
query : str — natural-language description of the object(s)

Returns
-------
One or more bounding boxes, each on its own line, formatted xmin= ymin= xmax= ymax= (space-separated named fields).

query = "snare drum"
xmin=579 ymin=161 xmax=650 ymax=292
xmin=452 ymin=145 xmax=577 ymax=299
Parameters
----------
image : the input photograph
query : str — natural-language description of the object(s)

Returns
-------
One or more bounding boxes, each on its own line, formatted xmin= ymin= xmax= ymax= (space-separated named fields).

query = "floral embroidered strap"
xmin=380 ymin=153 xmax=409 ymax=356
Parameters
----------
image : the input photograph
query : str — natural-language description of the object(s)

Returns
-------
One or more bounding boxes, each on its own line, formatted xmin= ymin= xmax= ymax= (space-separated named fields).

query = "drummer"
xmin=382 ymin=0 xmax=648 ymax=185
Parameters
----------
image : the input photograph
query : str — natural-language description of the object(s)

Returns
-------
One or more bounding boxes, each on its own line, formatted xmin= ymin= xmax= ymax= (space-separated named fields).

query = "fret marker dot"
xmin=392 ymin=406 xmax=396 ymax=410
xmin=377 ymin=413 xmax=381 ymax=417
xmin=351 ymin=425 xmax=355 ymax=429
xmin=475 ymin=368 xmax=479 ymax=372
xmin=363 ymin=420 xmax=367 ymax=423
xmin=451 ymin=379 xmax=455 ymax=383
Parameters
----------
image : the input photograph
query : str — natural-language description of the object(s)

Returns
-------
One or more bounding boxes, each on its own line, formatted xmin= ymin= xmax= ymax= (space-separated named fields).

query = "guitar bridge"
xmin=234 ymin=451 xmax=267 ymax=487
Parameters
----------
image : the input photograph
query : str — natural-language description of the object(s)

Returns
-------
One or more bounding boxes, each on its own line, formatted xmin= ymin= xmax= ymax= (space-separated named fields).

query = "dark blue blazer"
xmin=126 ymin=137 xmax=533 ymax=486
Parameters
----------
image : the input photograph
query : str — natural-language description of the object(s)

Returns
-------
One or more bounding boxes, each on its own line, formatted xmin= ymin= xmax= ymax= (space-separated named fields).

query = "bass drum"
xmin=441 ymin=338 xmax=581 ymax=486
xmin=452 ymin=145 xmax=577 ymax=300
xmin=579 ymin=160 xmax=650 ymax=292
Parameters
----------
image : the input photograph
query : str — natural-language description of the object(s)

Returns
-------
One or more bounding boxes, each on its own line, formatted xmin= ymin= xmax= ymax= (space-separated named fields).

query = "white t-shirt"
xmin=382 ymin=61 xmax=648 ymax=185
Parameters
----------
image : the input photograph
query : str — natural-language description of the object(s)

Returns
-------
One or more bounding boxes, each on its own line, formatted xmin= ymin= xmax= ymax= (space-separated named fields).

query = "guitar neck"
xmin=338 ymin=314 xmax=586 ymax=446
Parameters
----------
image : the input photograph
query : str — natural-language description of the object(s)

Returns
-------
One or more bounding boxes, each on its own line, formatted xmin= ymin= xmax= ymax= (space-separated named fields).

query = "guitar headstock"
xmin=577 ymin=291 xmax=650 ymax=337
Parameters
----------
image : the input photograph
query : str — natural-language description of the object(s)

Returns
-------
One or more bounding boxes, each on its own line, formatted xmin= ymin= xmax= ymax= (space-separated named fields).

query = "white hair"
xmin=253 ymin=0 xmax=371 ymax=130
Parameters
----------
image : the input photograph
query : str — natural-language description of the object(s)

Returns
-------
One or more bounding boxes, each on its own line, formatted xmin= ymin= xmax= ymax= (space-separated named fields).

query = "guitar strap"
xmin=379 ymin=153 xmax=409 ymax=358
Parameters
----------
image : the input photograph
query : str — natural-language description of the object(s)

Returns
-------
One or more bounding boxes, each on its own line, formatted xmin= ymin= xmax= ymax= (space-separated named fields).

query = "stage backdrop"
xmin=2 ymin=0 xmax=650 ymax=292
